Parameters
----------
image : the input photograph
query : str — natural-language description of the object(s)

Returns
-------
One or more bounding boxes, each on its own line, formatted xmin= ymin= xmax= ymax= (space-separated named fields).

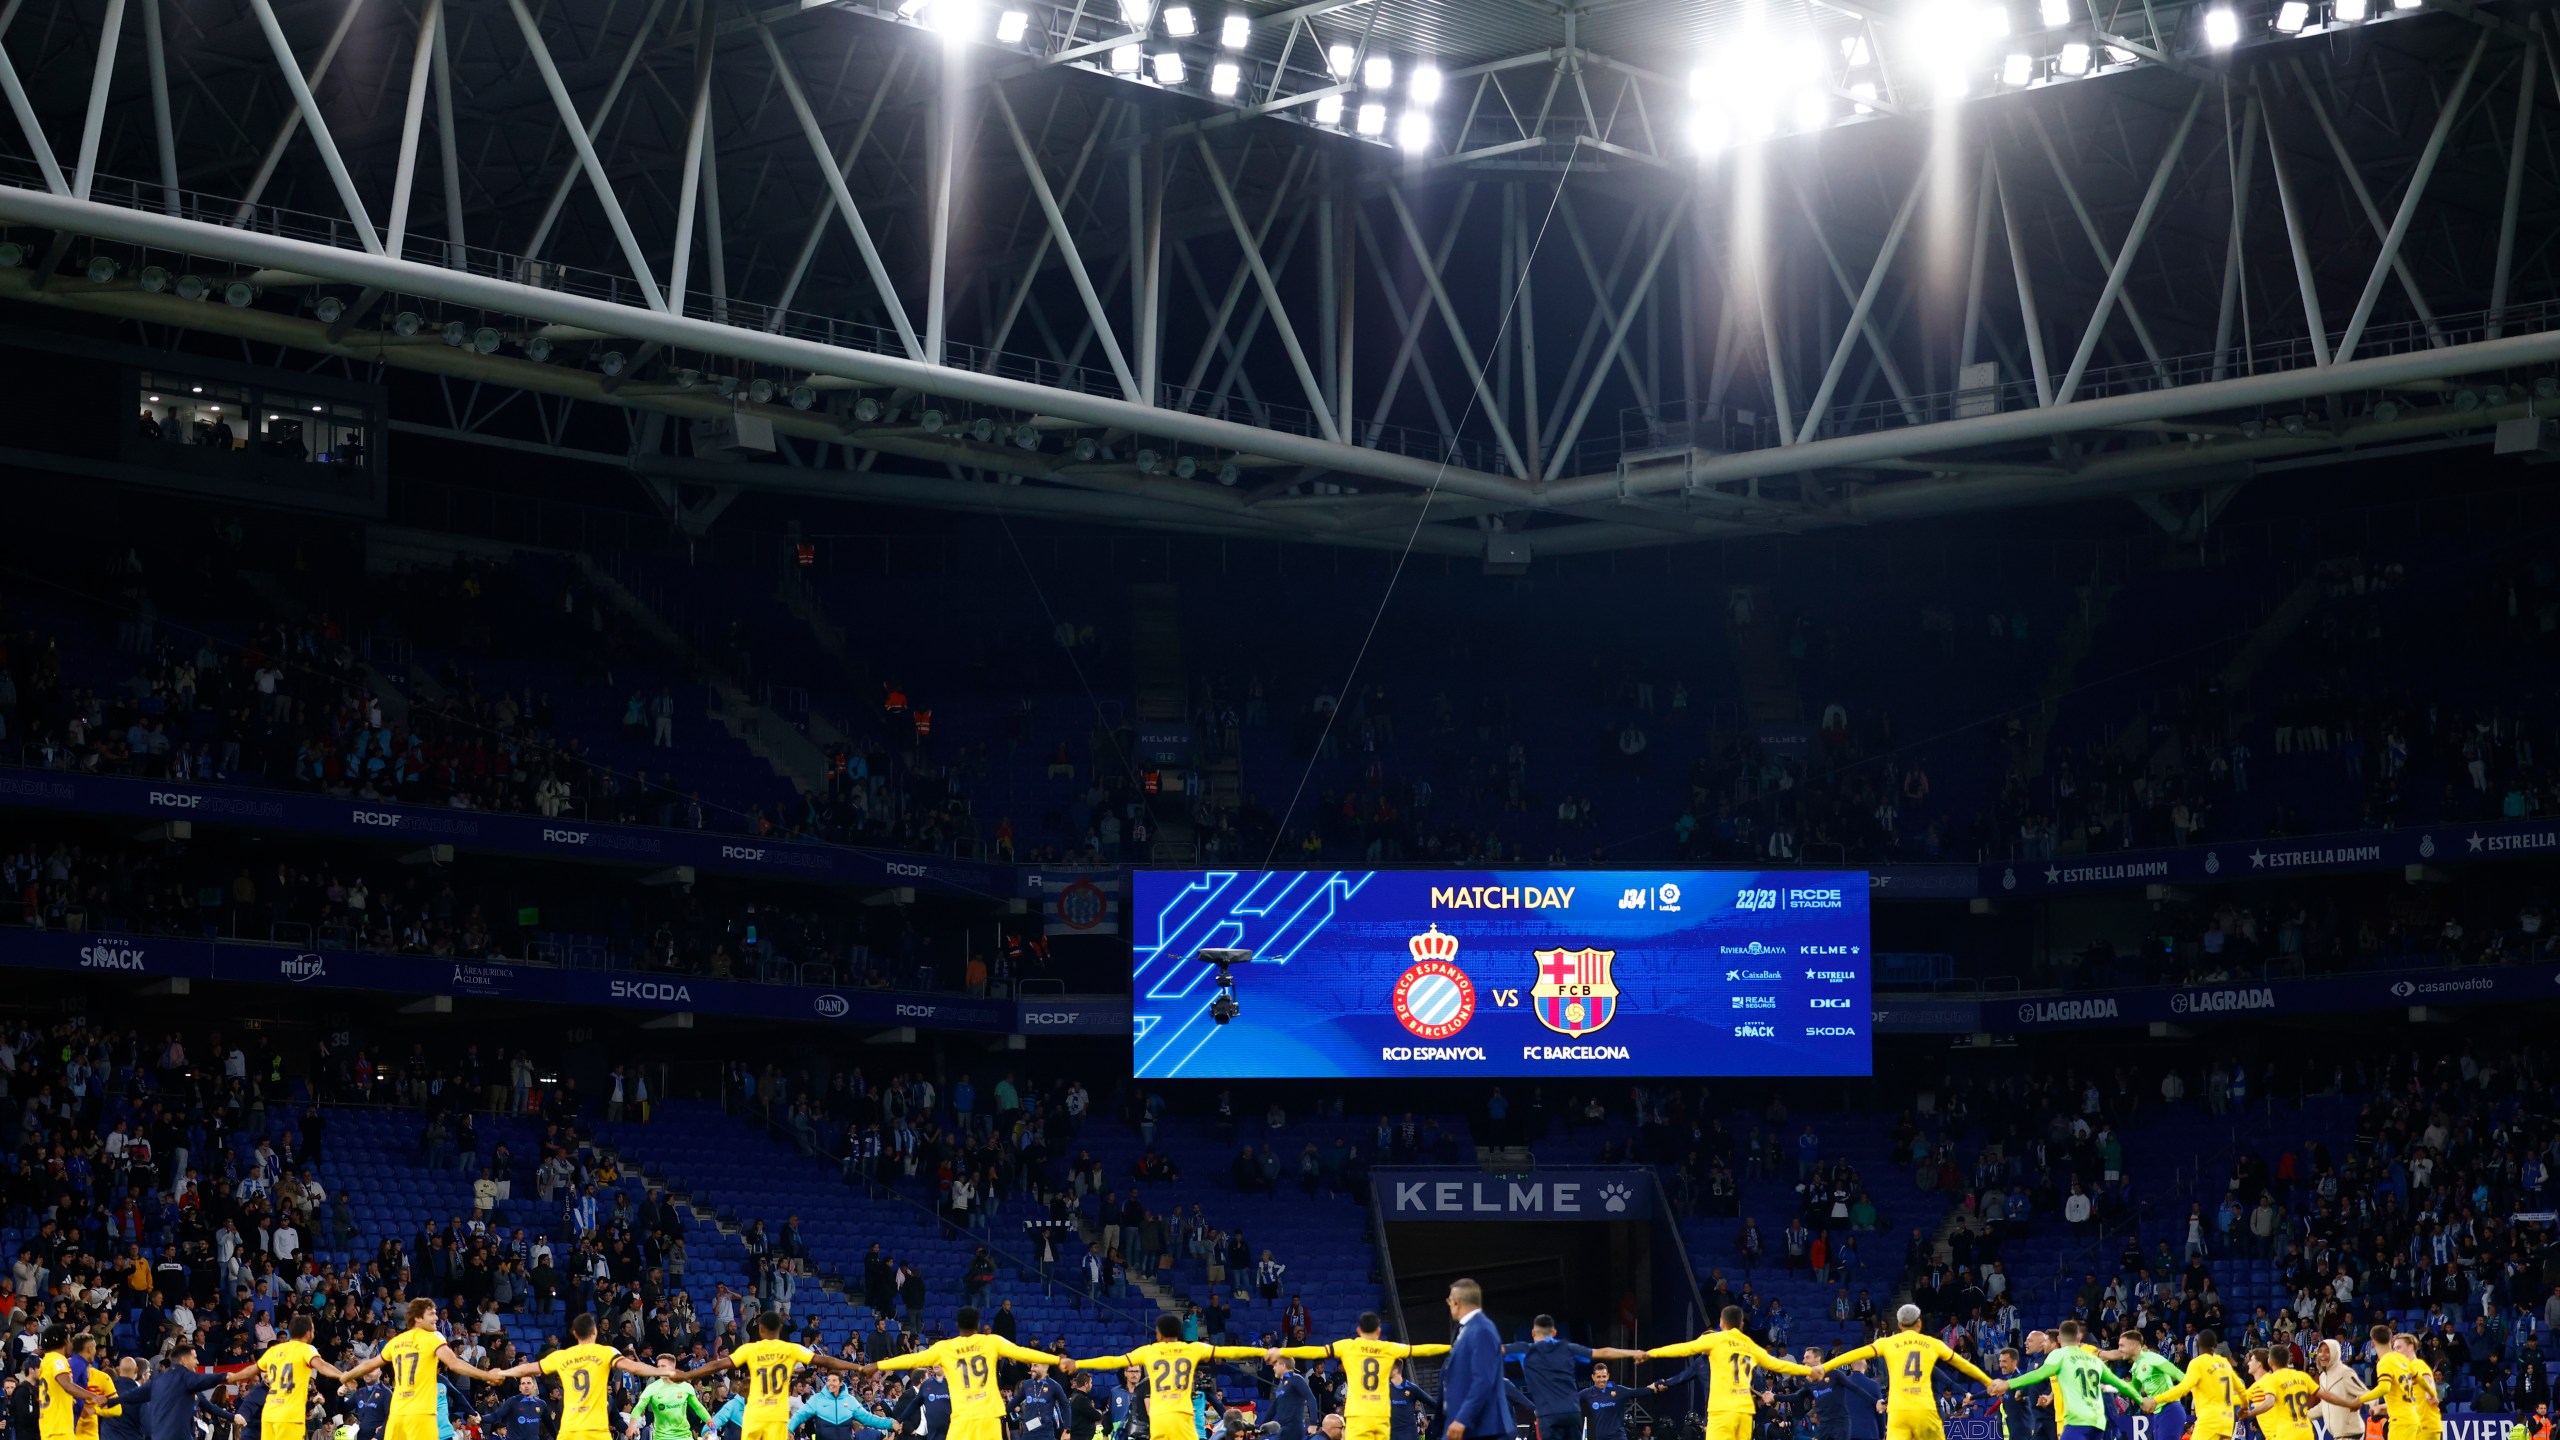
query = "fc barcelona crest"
xmin=1531 ymin=947 xmax=1619 ymax=1036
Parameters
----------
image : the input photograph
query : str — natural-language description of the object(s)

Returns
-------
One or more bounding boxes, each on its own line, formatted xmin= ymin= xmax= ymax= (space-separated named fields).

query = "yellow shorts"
xmin=1707 ymin=1412 xmax=1755 ymax=1440
xmin=262 ymin=1416 xmax=306 ymax=1440
xmin=948 ymin=1418 xmax=1009 ymax=1440
xmin=1347 ymin=1416 xmax=1392 ymax=1440
xmin=744 ymin=1417 xmax=795 ymax=1440
xmin=2191 ymin=1425 xmax=2232 ymax=1440
xmin=385 ymin=1414 xmax=439 ymax=1440
xmin=1884 ymin=1410 xmax=1945 ymax=1440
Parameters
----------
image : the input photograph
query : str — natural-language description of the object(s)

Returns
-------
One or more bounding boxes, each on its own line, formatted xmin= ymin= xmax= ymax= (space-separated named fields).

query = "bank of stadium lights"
xmin=1687 ymin=28 xmax=1826 ymax=150
xmin=2202 ymin=5 xmax=2238 ymax=46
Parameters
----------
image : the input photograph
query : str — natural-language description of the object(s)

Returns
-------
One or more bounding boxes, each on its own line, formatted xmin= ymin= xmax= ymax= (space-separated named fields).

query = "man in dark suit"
xmin=1439 ymin=1279 xmax=1506 ymax=1440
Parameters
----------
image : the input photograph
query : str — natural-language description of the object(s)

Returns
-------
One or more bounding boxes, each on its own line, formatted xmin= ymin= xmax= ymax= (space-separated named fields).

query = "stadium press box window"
xmin=1131 ymin=869 xmax=1872 ymax=1078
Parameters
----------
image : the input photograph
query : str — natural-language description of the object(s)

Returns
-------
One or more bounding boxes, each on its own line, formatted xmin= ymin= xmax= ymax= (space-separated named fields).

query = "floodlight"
xmin=1165 ymin=5 xmax=1196 ymax=34
xmin=2000 ymin=51 xmax=2032 ymax=84
xmin=1174 ymin=455 xmax=1198 ymax=479
xmin=897 ymin=0 xmax=929 ymax=16
xmin=472 ymin=326 xmax=502 ymax=354
xmin=392 ymin=310 xmax=424 ymax=337
xmin=1211 ymin=61 xmax=1241 ymax=94
xmin=971 ymin=416 xmax=996 ymax=442
xmin=1221 ymin=12 xmax=1249 ymax=45
xmin=2104 ymin=42 xmax=2136 ymax=61
xmin=140 ymin=266 xmax=170 ymax=294
xmin=1315 ymin=93 xmax=1344 ymax=123
xmin=86 ymin=256 xmax=118 ymax=284
xmin=1013 ymin=424 xmax=1041 ymax=449
xmin=1363 ymin=55 xmax=1393 ymax=89
xmin=1411 ymin=64 xmax=1443 ymax=103
xmin=930 ymin=0 xmax=980 ymax=39
xmin=2332 ymin=0 xmax=2367 ymax=18
xmin=1152 ymin=50 xmax=1186 ymax=83
xmin=1850 ymin=80 xmax=1879 ymax=111
xmin=1111 ymin=43 xmax=1143 ymax=71
xmin=1692 ymin=108 xmax=1733 ymax=151
xmin=0 ymin=242 xmax=20 ymax=267
xmin=2274 ymin=1 xmax=2308 ymax=29
xmin=716 ymin=374 xmax=739 ymax=397
xmin=527 ymin=337 xmax=554 ymax=363
xmin=1072 ymin=436 xmax=1100 ymax=461
xmin=2058 ymin=41 xmax=2091 ymax=71
xmin=854 ymin=396 xmax=885 ymax=423
xmin=1135 ymin=448 xmax=1162 ymax=473
xmin=442 ymin=319 xmax=467 ymax=345
xmin=996 ymin=9 xmax=1029 ymax=40
xmin=1326 ymin=43 xmax=1356 ymax=77
xmin=315 ymin=295 xmax=344 ymax=323
xmin=2390 ymin=0 xmax=2418 ymax=11
xmin=747 ymin=378 xmax=776 ymax=404
xmin=1793 ymin=89 xmax=1828 ymax=128
xmin=2040 ymin=0 xmax=2071 ymax=23
xmin=1217 ymin=461 xmax=1241 ymax=485
xmin=1841 ymin=34 xmax=1871 ymax=64
xmin=1396 ymin=110 xmax=1432 ymax=152
xmin=1356 ymin=102 xmax=1386 ymax=135
xmin=2202 ymin=6 xmax=2237 ymax=45
xmin=920 ymin=408 xmax=947 ymax=432
xmin=1119 ymin=0 xmax=1152 ymax=28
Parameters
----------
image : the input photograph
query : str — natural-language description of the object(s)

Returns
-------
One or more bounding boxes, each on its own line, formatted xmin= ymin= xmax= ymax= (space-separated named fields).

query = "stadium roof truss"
xmin=2 ymin=0 xmax=2559 ymax=553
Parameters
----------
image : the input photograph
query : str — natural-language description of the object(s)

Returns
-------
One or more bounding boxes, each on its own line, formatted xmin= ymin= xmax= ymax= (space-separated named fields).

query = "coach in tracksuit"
xmin=1807 ymin=1352 xmax=1884 ymax=1440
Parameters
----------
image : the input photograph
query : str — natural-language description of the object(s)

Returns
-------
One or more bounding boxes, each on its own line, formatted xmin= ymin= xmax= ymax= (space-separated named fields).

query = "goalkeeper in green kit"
xmin=2098 ymin=1330 xmax=2189 ymax=1440
xmin=631 ymin=1357 xmax=716 ymax=1440
xmin=2005 ymin=1323 xmax=2143 ymax=1440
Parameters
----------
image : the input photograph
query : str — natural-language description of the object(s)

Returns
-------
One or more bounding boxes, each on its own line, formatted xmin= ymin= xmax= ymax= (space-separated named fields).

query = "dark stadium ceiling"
xmin=2 ymin=0 xmax=2559 ymax=554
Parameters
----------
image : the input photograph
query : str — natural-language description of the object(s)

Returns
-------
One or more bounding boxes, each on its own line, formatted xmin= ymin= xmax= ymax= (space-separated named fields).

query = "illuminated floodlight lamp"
xmin=2040 ymin=0 xmax=2070 ymax=22
xmin=1119 ymin=0 xmax=1152 ymax=28
xmin=2274 ymin=1 xmax=2309 ymax=28
xmin=897 ymin=0 xmax=929 ymax=16
xmin=2202 ymin=5 xmax=2238 ymax=45
xmin=2389 ymin=0 xmax=2418 ymax=10
xmin=2333 ymin=0 xmax=2368 ymax=17
xmin=1356 ymin=102 xmax=1386 ymax=135
xmin=996 ymin=9 xmax=1029 ymax=40
xmin=1849 ymin=79 xmax=1878 ymax=111
xmin=1363 ymin=54 xmax=1394 ymax=88
xmin=1841 ymin=34 xmax=1871 ymax=64
xmin=1152 ymin=50 xmax=1186 ymax=82
xmin=1411 ymin=63 xmax=1443 ymax=102
xmin=2104 ymin=42 xmax=2136 ymax=61
xmin=2000 ymin=50 xmax=2032 ymax=84
xmin=1793 ymin=89 xmax=1828 ymax=129
xmin=1395 ymin=110 xmax=1431 ymax=151
xmin=2058 ymin=40 xmax=2091 ymax=71
xmin=1315 ymin=92 xmax=1344 ymax=123
xmin=929 ymin=0 xmax=980 ymax=39
xmin=1211 ymin=61 xmax=1241 ymax=93
xmin=1907 ymin=1 xmax=2008 ymax=98
xmin=1164 ymin=4 xmax=1196 ymax=33
xmin=1326 ymin=43 xmax=1356 ymax=77
xmin=1110 ymin=42 xmax=1143 ymax=70
xmin=1221 ymin=12 xmax=1249 ymax=44
xmin=1691 ymin=108 xmax=1733 ymax=151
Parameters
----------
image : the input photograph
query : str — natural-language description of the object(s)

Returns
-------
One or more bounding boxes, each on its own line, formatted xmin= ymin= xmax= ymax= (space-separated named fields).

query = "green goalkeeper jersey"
xmin=633 ymin=1379 xmax=711 ymax=1440
xmin=2124 ymin=1352 xmax=2185 ymax=1400
xmin=2010 ymin=1348 xmax=2141 ymax=1430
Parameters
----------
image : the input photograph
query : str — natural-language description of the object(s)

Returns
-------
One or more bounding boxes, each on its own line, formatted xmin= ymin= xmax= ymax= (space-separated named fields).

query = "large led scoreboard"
xmin=1131 ymin=869 xmax=1872 ymax=1079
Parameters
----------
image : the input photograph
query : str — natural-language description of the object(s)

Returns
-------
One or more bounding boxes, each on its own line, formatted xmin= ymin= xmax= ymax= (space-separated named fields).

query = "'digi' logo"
xmin=1391 ymin=926 xmax=1477 ymax=1040
xmin=1532 ymin=946 xmax=1619 ymax=1037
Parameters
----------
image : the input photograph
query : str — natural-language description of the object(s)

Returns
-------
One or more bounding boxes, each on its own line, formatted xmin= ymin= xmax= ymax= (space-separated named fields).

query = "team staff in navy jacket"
xmin=1805 ymin=1349 xmax=1884 ymax=1440
xmin=1439 ymin=1281 xmax=1508 ymax=1440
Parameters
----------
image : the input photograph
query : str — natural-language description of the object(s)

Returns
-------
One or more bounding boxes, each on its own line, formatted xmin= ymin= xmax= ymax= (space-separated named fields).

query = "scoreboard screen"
xmin=1130 ymin=869 xmax=1871 ymax=1079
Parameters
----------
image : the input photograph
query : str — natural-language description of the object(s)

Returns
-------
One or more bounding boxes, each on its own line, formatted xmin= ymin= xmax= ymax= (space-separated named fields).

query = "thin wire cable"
xmin=1262 ymin=152 xmax=1588 ymax=866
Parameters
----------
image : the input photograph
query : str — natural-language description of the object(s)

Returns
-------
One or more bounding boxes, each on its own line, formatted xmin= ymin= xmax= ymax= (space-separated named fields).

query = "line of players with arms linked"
xmin=22 ymin=1286 xmax=2451 ymax=1440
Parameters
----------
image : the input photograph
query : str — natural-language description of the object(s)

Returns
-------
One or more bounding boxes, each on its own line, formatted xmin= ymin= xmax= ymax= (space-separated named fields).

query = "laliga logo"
xmin=1391 ymin=926 xmax=1477 ymax=1040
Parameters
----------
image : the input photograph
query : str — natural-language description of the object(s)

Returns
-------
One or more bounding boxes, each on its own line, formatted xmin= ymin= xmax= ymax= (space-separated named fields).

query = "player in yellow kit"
xmin=2371 ymin=1331 xmax=2442 ymax=1440
xmin=1645 ymin=1305 xmax=1816 ymax=1440
xmin=37 ymin=1326 xmax=116 ymax=1440
xmin=340 ymin=1298 xmax=512 ymax=1440
xmin=1817 ymin=1305 xmax=2005 ymax=1440
xmin=496 ymin=1312 xmax=673 ymax=1439
xmin=2143 ymin=1329 xmax=2244 ymax=1440
xmin=2238 ymin=1348 xmax=2363 ymax=1440
xmin=1271 ymin=1312 xmax=1451 ymax=1440
xmin=1078 ymin=1315 xmax=1272 ymax=1440
xmin=66 ymin=1336 xmax=113 ymax=1440
xmin=873 ymin=1305 xmax=1070 ymax=1440
xmin=259 ymin=1314 xmax=355 ymax=1440
xmin=679 ymin=1311 xmax=863 ymax=1440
